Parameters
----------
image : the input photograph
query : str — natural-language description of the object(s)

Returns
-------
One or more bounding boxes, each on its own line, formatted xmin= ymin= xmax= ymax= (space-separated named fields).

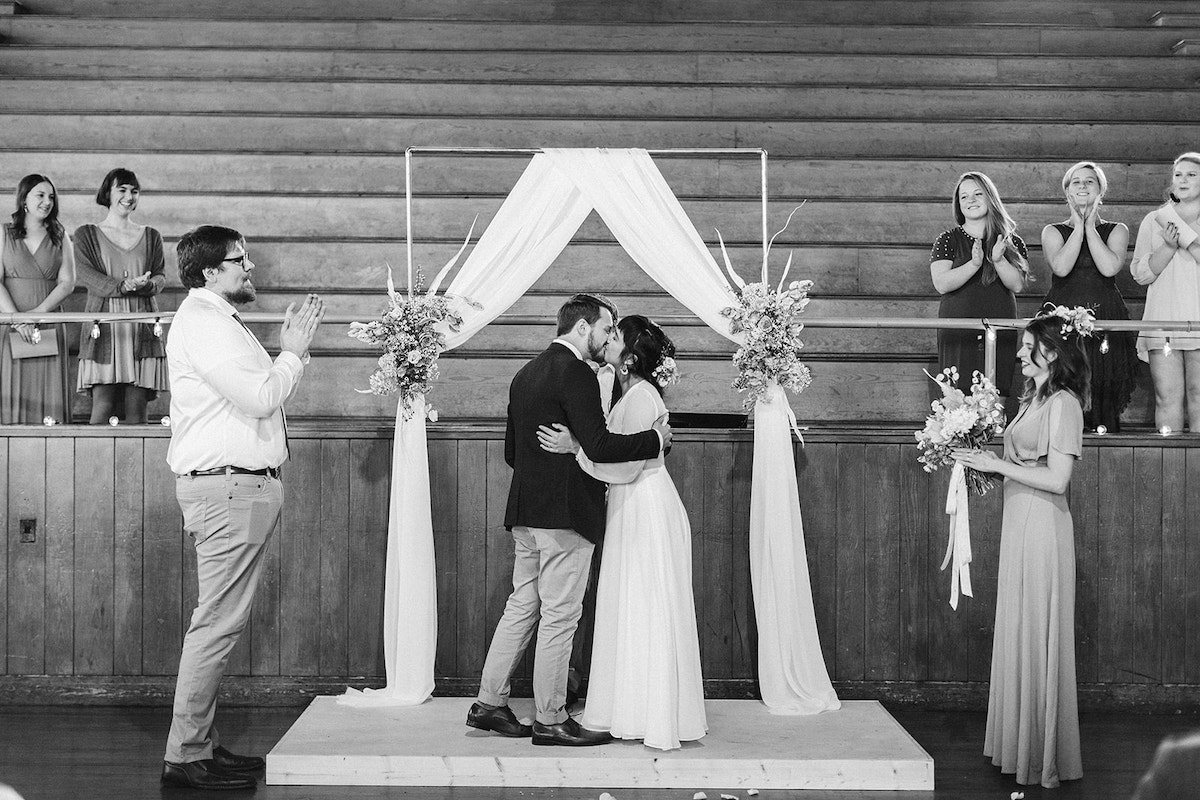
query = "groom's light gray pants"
xmin=478 ymin=526 xmax=595 ymax=725
xmin=165 ymin=472 xmax=282 ymax=763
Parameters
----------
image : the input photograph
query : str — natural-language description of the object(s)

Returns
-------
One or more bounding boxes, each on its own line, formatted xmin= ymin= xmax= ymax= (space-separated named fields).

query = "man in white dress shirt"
xmin=161 ymin=225 xmax=324 ymax=790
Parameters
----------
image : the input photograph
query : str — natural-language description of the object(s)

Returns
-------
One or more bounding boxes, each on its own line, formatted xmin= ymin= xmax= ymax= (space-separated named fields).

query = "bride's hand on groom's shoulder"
xmin=538 ymin=423 xmax=580 ymax=454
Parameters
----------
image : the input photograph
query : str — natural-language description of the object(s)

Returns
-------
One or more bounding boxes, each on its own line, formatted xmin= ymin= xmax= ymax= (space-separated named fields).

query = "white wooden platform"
xmin=266 ymin=696 xmax=934 ymax=791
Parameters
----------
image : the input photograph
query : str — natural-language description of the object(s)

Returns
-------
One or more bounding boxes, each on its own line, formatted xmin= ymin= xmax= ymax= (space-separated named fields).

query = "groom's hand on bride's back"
xmin=653 ymin=412 xmax=673 ymax=452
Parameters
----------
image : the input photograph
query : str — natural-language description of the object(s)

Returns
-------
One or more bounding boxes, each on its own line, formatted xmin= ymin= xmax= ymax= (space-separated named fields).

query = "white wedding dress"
xmin=578 ymin=380 xmax=707 ymax=750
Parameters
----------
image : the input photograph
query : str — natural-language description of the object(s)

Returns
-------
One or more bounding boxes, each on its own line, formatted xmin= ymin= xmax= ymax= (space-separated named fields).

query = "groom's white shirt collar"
xmin=552 ymin=338 xmax=584 ymax=361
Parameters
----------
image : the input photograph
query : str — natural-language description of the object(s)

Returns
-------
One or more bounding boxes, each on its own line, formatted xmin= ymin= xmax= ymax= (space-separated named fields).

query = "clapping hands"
xmin=990 ymin=236 xmax=1011 ymax=264
xmin=280 ymin=293 xmax=326 ymax=357
xmin=967 ymin=237 xmax=983 ymax=269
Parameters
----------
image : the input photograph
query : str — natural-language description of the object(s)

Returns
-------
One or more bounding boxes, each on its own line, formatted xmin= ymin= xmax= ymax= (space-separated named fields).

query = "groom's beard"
xmin=585 ymin=328 xmax=608 ymax=364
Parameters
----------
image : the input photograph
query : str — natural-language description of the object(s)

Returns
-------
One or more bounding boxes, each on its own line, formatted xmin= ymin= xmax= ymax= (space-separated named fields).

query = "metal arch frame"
xmin=402 ymin=146 xmax=769 ymax=292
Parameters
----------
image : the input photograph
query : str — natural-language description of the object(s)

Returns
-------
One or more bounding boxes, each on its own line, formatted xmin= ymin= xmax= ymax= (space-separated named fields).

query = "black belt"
xmin=185 ymin=466 xmax=281 ymax=479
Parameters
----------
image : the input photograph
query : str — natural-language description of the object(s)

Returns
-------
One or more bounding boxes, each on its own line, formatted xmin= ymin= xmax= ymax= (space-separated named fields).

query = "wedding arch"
xmin=340 ymin=148 xmax=839 ymax=715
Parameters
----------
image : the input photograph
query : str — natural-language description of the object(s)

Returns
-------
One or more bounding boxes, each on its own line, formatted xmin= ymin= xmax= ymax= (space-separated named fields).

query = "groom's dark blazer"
xmin=504 ymin=341 xmax=660 ymax=544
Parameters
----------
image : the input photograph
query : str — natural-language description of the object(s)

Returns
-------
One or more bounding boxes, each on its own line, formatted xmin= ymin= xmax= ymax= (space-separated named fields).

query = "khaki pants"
xmin=164 ymin=472 xmax=282 ymax=763
xmin=478 ymin=526 xmax=595 ymax=725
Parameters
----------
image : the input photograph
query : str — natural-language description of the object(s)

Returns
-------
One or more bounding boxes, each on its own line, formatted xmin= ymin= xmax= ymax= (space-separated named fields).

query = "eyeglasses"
xmin=223 ymin=254 xmax=252 ymax=270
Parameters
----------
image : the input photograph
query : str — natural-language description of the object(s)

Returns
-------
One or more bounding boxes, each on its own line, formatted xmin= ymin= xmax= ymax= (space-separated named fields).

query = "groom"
xmin=468 ymin=294 xmax=670 ymax=746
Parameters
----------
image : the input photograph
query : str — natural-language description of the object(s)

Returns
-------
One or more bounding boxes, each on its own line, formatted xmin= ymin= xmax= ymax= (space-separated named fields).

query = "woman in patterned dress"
xmin=74 ymin=168 xmax=168 ymax=424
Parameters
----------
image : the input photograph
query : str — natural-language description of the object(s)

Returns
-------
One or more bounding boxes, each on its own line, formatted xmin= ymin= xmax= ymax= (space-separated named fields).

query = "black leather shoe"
xmin=161 ymin=759 xmax=256 ymax=790
xmin=213 ymin=745 xmax=265 ymax=774
xmin=532 ymin=717 xmax=613 ymax=746
xmin=466 ymin=702 xmax=533 ymax=737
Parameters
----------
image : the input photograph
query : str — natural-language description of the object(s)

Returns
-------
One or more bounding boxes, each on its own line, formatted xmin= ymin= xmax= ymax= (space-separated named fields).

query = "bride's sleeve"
xmin=575 ymin=390 xmax=658 ymax=484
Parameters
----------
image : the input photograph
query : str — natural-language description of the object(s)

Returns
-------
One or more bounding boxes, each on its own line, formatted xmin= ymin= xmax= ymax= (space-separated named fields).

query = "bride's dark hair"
xmin=617 ymin=315 xmax=675 ymax=397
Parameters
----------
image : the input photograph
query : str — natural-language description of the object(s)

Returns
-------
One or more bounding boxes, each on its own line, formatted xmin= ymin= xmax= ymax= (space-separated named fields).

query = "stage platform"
xmin=266 ymin=696 xmax=934 ymax=791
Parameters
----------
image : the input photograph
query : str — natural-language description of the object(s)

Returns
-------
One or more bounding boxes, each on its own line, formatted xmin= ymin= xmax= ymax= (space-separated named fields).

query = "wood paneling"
xmin=3 ymin=426 xmax=1200 ymax=706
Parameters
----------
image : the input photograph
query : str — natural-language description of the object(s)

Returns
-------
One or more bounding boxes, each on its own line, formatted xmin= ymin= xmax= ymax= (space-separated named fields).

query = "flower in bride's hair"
xmin=652 ymin=356 xmax=680 ymax=388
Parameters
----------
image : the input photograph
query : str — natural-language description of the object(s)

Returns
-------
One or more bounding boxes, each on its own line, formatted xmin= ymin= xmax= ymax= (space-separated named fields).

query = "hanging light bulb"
xmin=153 ymin=318 xmax=163 ymax=338
xmin=1095 ymin=425 xmax=1107 ymax=435
xmin=108 ymin=416 xmax=119 ymax=427
xmin=1099 ymin=336 xmax=1109 ymax=355
xmin=985 ymin=327 xmax=997 ymax=344
xmin=1160 ymin=425 xmax=1172 ymax=436
xmin=1163 ymin=337 xmax=1173 ymax=357
xmin=91 ymin=322 xmax=101 ymax=340
xmin=42 ymin=416 xmax=56 ymax=427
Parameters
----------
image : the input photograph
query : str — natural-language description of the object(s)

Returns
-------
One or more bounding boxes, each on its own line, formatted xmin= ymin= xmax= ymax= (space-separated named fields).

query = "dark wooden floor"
xmin=0 ymin=704 xmax=1192 ymax=799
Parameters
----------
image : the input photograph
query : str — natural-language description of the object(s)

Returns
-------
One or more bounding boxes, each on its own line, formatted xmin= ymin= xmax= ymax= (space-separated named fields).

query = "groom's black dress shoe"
xmin=532 ymin=717 xmax=613 ymax=746
xmin=161 ymin=759 xmax=256 ymax=790
xmin=466 ymin=702 xmax=533 ymax=737
xmin=213 ymin=745 xmax=266 ymax=773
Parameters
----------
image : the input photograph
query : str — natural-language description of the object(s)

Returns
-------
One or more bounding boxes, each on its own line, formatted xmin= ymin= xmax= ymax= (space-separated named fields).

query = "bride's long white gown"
xmin=577 ymin=380 xmax=707 ymax=750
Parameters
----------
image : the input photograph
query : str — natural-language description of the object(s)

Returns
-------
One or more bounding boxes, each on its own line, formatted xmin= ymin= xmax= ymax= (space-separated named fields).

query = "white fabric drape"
xmin=751 ymin=383 xmax=840 ymax=712
xmin=342 ymin=149 xmax=838 ymax=715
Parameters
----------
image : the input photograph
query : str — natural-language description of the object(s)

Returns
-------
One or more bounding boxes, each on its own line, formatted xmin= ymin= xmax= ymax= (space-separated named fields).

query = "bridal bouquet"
xmin=915 ymin=367 xmax=1006 ymax=495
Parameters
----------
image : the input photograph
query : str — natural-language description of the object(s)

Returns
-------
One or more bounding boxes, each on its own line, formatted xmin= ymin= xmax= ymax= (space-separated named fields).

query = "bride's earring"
xmin=620 ymin=361 xmax=631 ymax=376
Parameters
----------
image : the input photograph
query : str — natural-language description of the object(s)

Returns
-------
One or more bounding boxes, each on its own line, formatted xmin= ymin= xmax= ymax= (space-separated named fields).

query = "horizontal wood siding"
xmin=2 ymin=427 xmax=1198 ymax=707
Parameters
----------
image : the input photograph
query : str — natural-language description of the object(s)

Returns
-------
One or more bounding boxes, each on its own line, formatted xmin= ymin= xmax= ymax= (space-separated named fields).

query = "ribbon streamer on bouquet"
xmin=940 ymin=461 xmax=973 ymax=610
xmin=782 ymin=395 xmax=806 ymax=446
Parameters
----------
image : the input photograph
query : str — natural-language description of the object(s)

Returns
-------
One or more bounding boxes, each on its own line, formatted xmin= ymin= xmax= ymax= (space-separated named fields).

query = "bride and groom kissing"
xmin=466 ymin=293 xmax=708 ymax=751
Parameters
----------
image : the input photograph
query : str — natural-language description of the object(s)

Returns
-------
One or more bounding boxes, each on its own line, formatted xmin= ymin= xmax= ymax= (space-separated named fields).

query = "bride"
xmin=538 ymin=315 xmax=707 ymax=751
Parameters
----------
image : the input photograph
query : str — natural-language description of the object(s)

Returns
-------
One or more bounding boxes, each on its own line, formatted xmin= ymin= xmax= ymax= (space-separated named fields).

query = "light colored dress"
xmin=577 ymin=380 xmax=707 ymax=751
xmin=1131 ymin=206 xmax=1200 ymax=359
xmin=985 ymin=390 xmax=1084 ymax=788
xmin=0 ymin=223 xmax=71 ymax=424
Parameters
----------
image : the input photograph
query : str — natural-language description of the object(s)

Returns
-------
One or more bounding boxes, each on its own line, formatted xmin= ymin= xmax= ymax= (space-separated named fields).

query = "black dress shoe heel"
xmin=162 ymin=759 xmax=257 ymax=790
xmin=213 ymin=745 xmax=265 ymax=774
xmin=466 ymin=702 xmax=534 ymax=737
xmin=532 ymin=718 xmax=613 ymax=746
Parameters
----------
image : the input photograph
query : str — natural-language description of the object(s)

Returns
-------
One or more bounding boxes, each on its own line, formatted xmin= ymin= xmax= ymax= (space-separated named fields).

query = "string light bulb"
xmin=1160 ymin=425 xmax=1172 ymax=436
xmin=153 ymin=318 xmax=163 ymax=338
xmin=1099 ymin=336 xmax=1109 ymax=355
xmin=90 ymin=322 xmax=101 ymax=340
xmin=1163 ymin=338 xmax=1173 ymax=357
xmin=1095 ymin=425 xmax=1107 ymax=435
xmin=108 ymin=416 xmax=119 ymax=427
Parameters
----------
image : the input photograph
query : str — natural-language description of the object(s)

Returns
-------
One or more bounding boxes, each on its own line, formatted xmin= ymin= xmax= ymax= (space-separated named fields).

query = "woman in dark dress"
xmin=931 ymin=172 xmax=1030 ymax=409
xmin=1041 ymin=161 xmax=1136 ymax=432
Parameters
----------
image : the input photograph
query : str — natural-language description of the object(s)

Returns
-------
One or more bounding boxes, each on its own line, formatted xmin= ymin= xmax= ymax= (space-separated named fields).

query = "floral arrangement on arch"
xmin=348 ymin=225 xmax=480 ymax=420
xmin=915 ymin=367 xmax=1006 ymax=495
xmin=716 ymin=204 xmax=814 ymax=410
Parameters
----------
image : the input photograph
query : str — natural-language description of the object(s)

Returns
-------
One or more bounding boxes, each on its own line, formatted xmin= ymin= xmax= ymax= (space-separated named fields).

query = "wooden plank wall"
xmin=2 ymin=427 xmax=1198 ymax=705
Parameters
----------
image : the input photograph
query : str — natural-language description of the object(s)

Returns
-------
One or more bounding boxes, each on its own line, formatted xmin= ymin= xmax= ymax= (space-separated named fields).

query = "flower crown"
xmin=1039 ymin=304 xmax=1096 ymax=339
xmin=652 ymin=356 xmax=680 ymax=388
